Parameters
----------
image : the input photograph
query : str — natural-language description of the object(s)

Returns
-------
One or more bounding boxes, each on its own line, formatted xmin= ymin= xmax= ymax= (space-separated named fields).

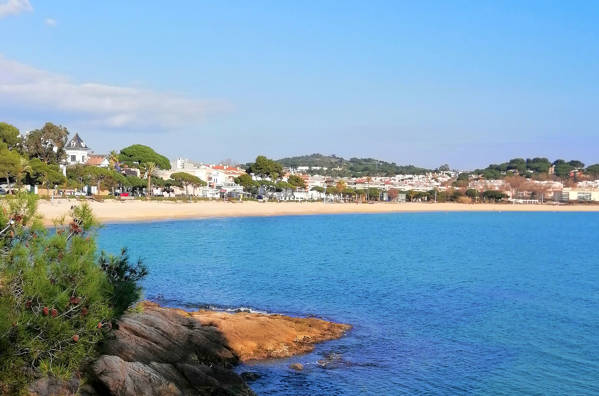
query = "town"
xmin=1 ymin=122 xmax=599 ymax=204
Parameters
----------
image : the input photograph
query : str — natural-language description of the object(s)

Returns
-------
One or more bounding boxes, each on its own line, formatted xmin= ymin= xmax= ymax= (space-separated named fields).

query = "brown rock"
xmin=289 ymin=363 xmax=304 ymax=371
xmin=184 ymin=306 xmax=352 ymax=361
xmin=28 ymin=376 xmax=79 ymax=396
xmin=28 ymin=301 xmax=350 ymax=395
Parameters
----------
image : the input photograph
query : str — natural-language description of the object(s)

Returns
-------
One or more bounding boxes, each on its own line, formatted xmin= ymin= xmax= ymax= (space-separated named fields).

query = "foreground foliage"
xmin=0 ymin=194 xmax=147 ymax=394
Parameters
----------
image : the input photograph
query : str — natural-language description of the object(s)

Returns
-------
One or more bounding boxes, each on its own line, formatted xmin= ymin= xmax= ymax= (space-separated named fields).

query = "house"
xmin=65 ymin=133 xmax=92 ymax=165
xmin=86 ymin=154 xmax=109 ymax=167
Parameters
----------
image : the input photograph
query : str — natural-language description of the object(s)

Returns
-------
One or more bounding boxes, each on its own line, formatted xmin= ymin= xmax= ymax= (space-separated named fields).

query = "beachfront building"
xmin=155 ymin=158 xmax=246 ymax=198
xmin=554 ymin=188 xmax=599 ymax=202
xmin=65 ymin=133 xmax=92 ymax=165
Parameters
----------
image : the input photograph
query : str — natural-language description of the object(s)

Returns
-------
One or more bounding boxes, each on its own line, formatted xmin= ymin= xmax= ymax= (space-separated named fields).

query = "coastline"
xmin=36 ymin=199 xmax=599 ymax=225
xmin=30 ymin=301 xmax=351 ymax=395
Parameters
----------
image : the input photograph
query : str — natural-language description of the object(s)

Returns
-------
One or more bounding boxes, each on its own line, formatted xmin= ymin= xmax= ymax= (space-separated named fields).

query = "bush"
xmin=98 ymin=248 xmax=148 ymax=317
xmin=0 ymin=194 xmax=146 ymax=393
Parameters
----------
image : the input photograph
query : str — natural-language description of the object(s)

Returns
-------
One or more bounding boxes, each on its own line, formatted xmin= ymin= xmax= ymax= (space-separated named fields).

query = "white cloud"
xmin=0 ymin=55 xmax=229 ymax=130
xmin=45 ymin=17 xmax=56 ymax=27
xmin=0 ymin=0 xmax=32 ymax=18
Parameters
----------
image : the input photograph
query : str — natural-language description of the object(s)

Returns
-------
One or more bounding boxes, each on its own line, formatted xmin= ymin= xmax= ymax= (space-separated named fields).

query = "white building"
xmin=65 ymin=133 xmax=91 ymax=165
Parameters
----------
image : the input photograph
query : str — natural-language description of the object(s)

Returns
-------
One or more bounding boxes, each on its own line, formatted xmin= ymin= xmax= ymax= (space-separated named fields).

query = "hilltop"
xmin=276 ymin=154 xmax=430 ymax=177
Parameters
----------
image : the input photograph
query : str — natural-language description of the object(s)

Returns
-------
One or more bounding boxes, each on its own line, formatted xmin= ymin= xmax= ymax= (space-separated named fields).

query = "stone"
xmin=240 ymin=372 xmax=261 ymax=382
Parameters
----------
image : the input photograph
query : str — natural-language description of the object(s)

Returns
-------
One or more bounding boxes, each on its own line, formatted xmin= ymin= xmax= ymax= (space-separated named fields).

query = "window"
xmin=71 ymin=155 xmax=76 ymax=162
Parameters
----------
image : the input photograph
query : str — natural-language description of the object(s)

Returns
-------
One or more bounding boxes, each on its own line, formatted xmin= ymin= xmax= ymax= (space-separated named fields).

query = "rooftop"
xmin=66 ymin=133 xmax=90 ymax=150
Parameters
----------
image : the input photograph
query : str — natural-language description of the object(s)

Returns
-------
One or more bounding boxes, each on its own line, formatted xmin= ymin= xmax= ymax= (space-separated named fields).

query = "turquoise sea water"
xmin=97 ymin=213 xmax=599 ymax=395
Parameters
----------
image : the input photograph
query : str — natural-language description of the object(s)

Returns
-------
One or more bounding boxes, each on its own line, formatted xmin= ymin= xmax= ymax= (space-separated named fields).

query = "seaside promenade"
xmin=36 ymin=199 xmax=599 ymax=225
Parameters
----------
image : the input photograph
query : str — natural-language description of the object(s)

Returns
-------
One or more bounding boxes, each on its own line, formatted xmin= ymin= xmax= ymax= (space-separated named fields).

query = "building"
xmin=65 ymin=133 xmax=92 ymax=165
xmin=154 ymin=158 xmax=246 ymax=198
xmin=86 ymin=154 xmax=109 ymax=167
xmin=554 ymin=188 xmax=599 ymax=202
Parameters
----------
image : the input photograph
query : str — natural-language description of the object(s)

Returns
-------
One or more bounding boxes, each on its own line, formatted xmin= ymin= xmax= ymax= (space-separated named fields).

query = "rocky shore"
xmin=29 ymin=302 xmax=351 ymax=396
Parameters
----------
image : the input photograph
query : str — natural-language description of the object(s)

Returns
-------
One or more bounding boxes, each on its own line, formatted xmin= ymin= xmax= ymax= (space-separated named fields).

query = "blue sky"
xmin=0 ymin=1 xmax=598 ymax=169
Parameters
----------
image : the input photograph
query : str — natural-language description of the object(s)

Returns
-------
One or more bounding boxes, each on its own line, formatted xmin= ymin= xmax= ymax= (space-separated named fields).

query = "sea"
xmin=97 ymin=212 xmax=599 ymax=395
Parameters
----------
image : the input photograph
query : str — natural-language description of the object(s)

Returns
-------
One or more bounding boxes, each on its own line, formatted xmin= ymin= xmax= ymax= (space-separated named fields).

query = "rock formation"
xmin=29 ymin=302 xmax=351 ymax=396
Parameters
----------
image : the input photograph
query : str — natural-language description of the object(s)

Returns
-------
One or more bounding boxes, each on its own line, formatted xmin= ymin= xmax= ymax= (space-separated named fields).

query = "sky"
xmin=0 ymin=1 xmax=598 ymax=169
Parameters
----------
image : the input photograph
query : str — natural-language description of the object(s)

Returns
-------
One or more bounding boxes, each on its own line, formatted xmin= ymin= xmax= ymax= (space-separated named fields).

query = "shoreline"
xmin=36 ymin=199 xmax=599 ymax=225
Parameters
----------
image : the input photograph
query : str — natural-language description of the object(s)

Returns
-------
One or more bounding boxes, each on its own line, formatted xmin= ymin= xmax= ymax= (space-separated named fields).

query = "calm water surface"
xmin=97 ymin=213 xmax=599 ymax=395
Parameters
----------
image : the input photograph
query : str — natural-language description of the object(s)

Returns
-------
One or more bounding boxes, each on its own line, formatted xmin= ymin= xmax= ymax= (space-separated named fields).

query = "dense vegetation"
xmin=118 ymin=145 xmax=171 ymax=170
xmin=474 ymin=157 xmax=598 ymax=180
xmin=0 ymin=121 xmax=184 ymax=197
xmin=275 ymin=154 xmax=431 ymax=177
xmin=0 ymin=194 xmax=147 ymax=394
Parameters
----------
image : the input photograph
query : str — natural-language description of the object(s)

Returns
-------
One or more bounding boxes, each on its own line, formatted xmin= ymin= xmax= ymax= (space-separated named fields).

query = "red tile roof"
xmin=86 ymin=154 xmax=107 ymax=166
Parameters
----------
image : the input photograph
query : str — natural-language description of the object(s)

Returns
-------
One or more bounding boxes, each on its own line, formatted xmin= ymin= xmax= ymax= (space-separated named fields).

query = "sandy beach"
xmin=36 ymin=199 xmax=599 ymax=225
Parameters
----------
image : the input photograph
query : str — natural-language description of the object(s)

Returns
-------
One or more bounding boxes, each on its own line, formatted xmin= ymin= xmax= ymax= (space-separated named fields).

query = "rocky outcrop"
xmin=185 ymin=308 xmax=352 ymax=361
xmin=29 ymin=302 xmax=351 ymax=396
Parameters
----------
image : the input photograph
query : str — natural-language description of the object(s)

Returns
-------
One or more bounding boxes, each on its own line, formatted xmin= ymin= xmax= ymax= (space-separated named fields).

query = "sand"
xmin=35 ymin=198 xmax=599 ymax=225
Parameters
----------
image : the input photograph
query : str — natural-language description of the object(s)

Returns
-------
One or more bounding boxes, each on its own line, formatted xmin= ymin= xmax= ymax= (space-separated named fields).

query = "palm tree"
xmin=108 ymin=150 xmax=120 ymax=170
xmin=145 ymin=162 xmax=157 ymax=197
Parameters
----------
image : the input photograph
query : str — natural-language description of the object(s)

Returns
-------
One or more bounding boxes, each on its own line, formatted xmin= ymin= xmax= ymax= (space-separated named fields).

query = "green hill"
xmin=276 ymin=153 xmax=430 ymax=177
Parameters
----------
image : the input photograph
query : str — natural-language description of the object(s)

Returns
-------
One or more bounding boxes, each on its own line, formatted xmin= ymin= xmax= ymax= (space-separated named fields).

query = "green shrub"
xmin=98 ymin=248 xmax=148 ymax=317
xmin=0 ymin=194 xmax=146 ymax=394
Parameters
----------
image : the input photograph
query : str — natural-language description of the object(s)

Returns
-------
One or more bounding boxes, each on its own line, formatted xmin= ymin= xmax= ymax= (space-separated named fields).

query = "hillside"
xmin=473 ymin=157 xmax=599 ymax=179
xmin=276 ymin=154 xmax=430 ymax=177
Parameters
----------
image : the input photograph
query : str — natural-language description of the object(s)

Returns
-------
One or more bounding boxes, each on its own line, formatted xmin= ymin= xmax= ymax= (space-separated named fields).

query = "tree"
xmin=287 ymin=174 xmax=306 ymax=189
xmin=14 ymin=156 xmax=32 ymax=190
xmin=507 ymin=158 xmax=527 ymax=174
xmin=29 ymin=158 xmax=66 ymax=195
xmin=67 ymin=166 xmax=125 ymax=194
xmin=123 ymin=175 xmax=146 ymax=193
xmin=481 ymin=168 xmax=502 ymax=180
xmin=586 ymin=164 xmax=599 ymax=179
xmin=457 ymin=172 xmax=470 ymax=181
xmin=553 ymin=160 xmax=575 ymax=179
xmin=98 ymin=248 xmax=147 ymax=317
xmin=246 ymin=155 xmax=282 ymax=179
xmin=504 ymin=175 xmax=529 ymax=199
xmin=465 ymin=189 xmax=479 ymax=199
xmin=568 ymin=160 xmax=584 ymax=169
xmin=0 ymin=144 xmax=20 ymax=193
xmin=170 ymin=172 xmax=207 ymax=198
xmin=234 ymin=173 xmax=257 ymax=192
xmin=144 ymin=162 xmax=157 ymax=196
xmin=438 ymin=164 xmax=450 ymax=171
xmin=526 ymin=157 xmax=551 ymax=174
xmin=482 ymin=190 xmax=507 ymax=202
xmin=108 ymin=150 xmax=120 ymax=170
xmin=0 ymin=197 xmax=146 ymax=392
xmin=275 ymin=181 xmax=292 ymax=192
xmin=119 ymin=145 xmax=171 ymax=170
xmin=528 ymin=182 xmax=550 ymax=203
xmin=0 ymin=122 xmax=21 ymax=150
xmin=22 ymin=122 xmax=69 ymax=164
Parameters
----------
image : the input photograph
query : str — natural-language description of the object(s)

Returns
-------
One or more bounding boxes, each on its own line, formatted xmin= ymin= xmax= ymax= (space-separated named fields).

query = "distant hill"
xmin=473 ymin=157 xmax=596 ymax=179
xmin=276 ymin=153 xmax=431 ymax=177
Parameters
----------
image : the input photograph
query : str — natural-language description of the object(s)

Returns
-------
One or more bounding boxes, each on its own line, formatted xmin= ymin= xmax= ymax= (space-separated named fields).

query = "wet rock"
xmin=317 ymin=352 xmax=347 ymax=369
xmin=240 ymin=372 xmax=261 ymax=382
xmin=289 ymin=363 xmax=304 ymax=371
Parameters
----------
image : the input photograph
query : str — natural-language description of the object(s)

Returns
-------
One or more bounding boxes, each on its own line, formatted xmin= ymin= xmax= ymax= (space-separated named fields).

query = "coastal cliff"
xmin=29 ymin=302 xmax=351 ymax=396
